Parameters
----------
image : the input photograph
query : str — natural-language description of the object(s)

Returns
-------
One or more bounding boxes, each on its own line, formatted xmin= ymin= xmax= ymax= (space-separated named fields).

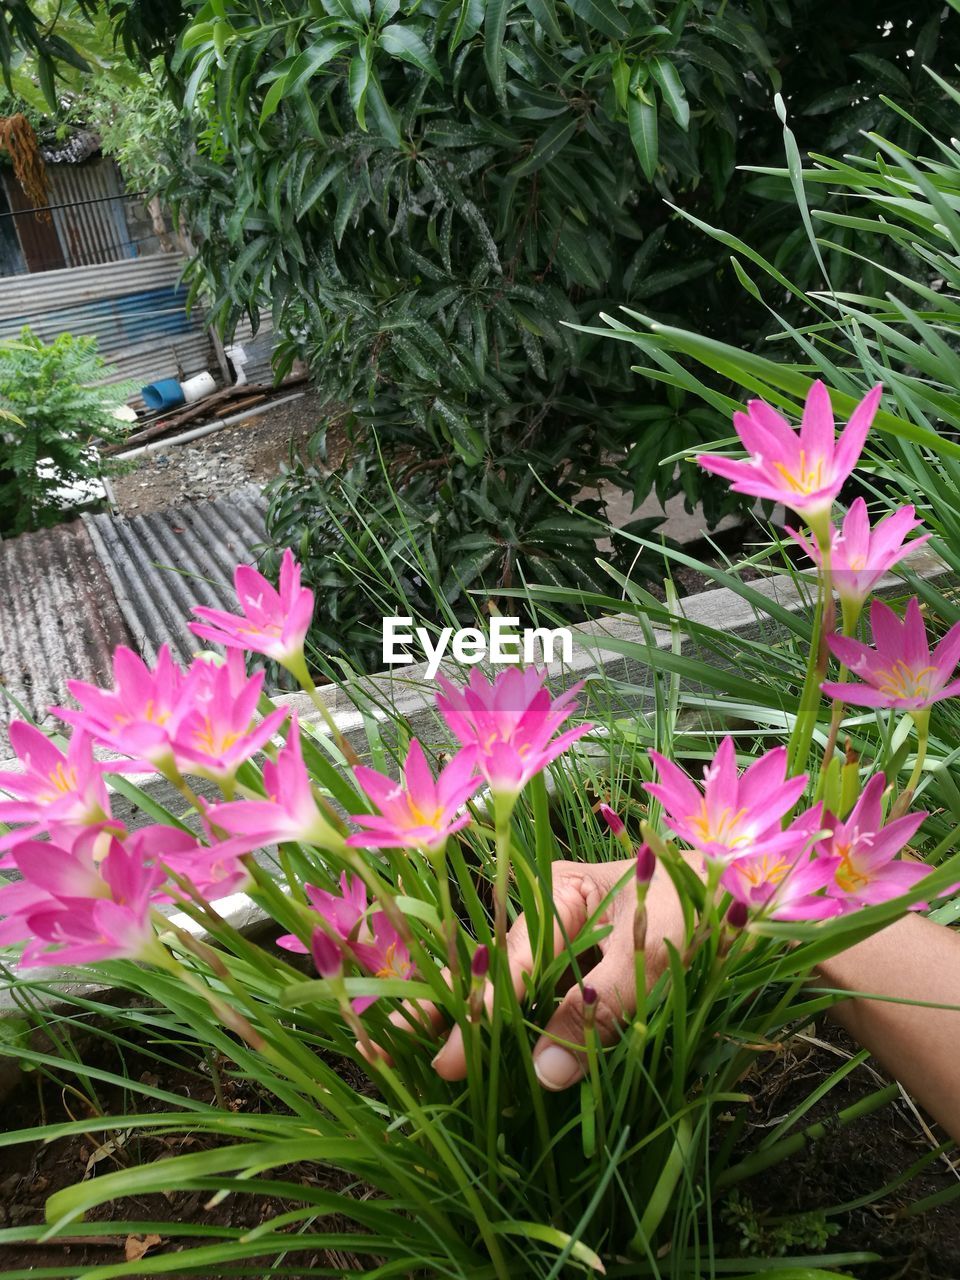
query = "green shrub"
xmin=0 ymin=327 xmax=130 ymax=535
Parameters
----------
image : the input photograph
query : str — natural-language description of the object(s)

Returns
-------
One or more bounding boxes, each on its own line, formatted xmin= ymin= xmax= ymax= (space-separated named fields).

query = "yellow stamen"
xmin=687 ymin=800 xmax=751 ymax=847
xmin=771 ymin=450 xmax=826 ymax=496
xmin=876 ymin=660 xmax=936 ymax=701
xmin=833 ymin=842 xmax=869 ymax=893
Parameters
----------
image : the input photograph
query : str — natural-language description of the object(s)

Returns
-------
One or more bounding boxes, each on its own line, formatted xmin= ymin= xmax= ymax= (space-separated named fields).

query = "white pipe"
xmin=116 ymin=392 xmax=306 ymax=461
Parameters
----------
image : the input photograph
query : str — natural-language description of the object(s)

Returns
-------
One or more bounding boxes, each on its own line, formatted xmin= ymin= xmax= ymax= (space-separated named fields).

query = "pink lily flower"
xmin=435 ymin=667 xmax=592 ymax=796
xmin=130 ymin=824 xmax=252 ymax=904
xmin=816 ymin=774 xmax=931 ymax=911
xmin=697 ymin=381 xmax=882 ymax=523
xmin=787 ymin=498 xmax=929 ymax=605
xmin=0 ymin=832 xmax=163 ymax=968
xmin=349 ymin=912 xmax=415 ymax=1013
xmin=209 ymin=716 xmax=345 ymax=853
xmin=170 ymin=652 xmax=288 ymax=782
xmin=721 ymin=813 xmax=840 ymax=922
xmin=189 ymin=548 xmax=314 ymax=670
xmin=646 ymin=738 xmax=809 ymax=864
xmin=276 ymin=872 xmax=368 ymax=954
xmin=0 ymin=724 xmax=110 ymax=860
xmin=275 ymin=874 xmax=414 ymax=1011
xmin=823 ymin=597 xmax=960 ymax=714
xmin=56 ymin=645 xmax=189 ymax=768
xmin=347 ymin=739 xmax=482 ymax=853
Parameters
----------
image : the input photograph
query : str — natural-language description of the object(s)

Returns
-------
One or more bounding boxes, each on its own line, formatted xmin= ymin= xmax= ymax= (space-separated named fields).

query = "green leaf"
xmin=508 ymin=115 xmax=577 ymax=177
xmin=348 ymin=49 xmax=371 ymax=128
xmin=566 ymin=0 xmax=629 ymax=38
xmin=380 ymin=23 xmax=442 ymax=80
xmin=450 ymin=0 xmax=484 ymax=50
xmin=484 ymin=0 xmax=510 ymax=104
xmin=628 ymin=95 xmax=658 ymax=181
xmin=284 ymin=38 xmax=354 ymax=96
xmin=650 ymin=55 xmax=689 ymax=130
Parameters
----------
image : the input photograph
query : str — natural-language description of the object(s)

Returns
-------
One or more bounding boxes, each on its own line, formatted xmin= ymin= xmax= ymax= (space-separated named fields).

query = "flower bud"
xmin=599 ymin=803 xmax=625 ymax=837
xmin=471 ymin=944 xmax=490 ymax=980
xmin=726 ymin=900 xmax=749 ymax=932
xmin=311 ymin=928 xmax=343 ymax=980
xmin=636 ymin=843 xmax=656 ymax=886
xmin=582 ymin=983 xmax=598 ymax=1030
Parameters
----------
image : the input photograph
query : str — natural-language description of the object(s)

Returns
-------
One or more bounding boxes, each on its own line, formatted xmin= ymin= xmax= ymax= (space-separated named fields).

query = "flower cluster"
xmin=686 ymin=380 xmax=949 ymax=923
xmin=0 ymin=553 xmax=592 ymax=979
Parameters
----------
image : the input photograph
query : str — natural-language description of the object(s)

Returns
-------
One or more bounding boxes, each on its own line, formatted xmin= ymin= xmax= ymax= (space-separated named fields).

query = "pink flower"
xmin=131 ymin=824 xmax=252 ymax=903
xmin=276 ymin=873 xmax=367 ymax=954
xmin=0 ymin=831 xmax=163 ymax=968
xmin=787 ymin=498 xmax=929 ymax=605
xmin=276 ymin=874 xmax=414 ymax=1012
xmin=435 ymin=667 xmax=592 ymax=796
xmin=721 ymin=821 xmax=840 ymax=923
xmin=209 ymin=716 xmax=345 ymax=853
xmin=816 ymin=774 xmax=931 ymax=911
xmin=697 ymin=381 xmax=882 ymax=521
xmin=350 ymin=912 xmax=415 ymax=1012
xmin=0 ymin=724 xmax=110 ymax=860
xmin=347 ymin=740 xmax=481 ymax=853
xmin=823 ymin=597 xmax=960 ymax=714
xmin=57 ymin=645 xmax=188 ymax=767
xmin=170 ymin=653 xmax=288 ymax=782
xmin=190 ymin=548 xmax=314 ymax=670
xmin=646 ymin=738 xmax=808 ymax=864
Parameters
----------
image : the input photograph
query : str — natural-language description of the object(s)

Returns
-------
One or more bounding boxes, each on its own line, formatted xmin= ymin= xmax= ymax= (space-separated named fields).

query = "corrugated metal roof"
xmin=0 ymin=519 xmax=134 ymax=751
xmin=0 ymin=252 xmax=218 ymax=407
xmin=47 ymin=161 xmax=133 ymax=268
xmin=83 ymin=488 xmax=269 ymax=669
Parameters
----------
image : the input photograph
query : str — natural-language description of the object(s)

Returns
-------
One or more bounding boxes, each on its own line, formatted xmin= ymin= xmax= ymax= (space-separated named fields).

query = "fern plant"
xmin=0 ymin=327 xmax=130 ymax=536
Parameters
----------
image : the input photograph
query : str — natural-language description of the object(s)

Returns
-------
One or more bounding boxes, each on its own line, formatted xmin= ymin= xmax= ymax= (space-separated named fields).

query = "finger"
xmin=532 ymin=917 xmax=637 ymax=1092
xmin=434 ymin=875 xmax=589 ymax=1081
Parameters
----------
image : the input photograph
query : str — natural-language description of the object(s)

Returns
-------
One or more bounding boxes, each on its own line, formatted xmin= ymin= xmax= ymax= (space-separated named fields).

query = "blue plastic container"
xmin=141 ymin=378 xmax=186 ymax=412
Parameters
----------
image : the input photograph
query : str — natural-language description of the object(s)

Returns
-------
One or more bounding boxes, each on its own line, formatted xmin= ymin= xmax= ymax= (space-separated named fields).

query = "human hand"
xmin=432 ymin=856 xmax=689 ymax=1091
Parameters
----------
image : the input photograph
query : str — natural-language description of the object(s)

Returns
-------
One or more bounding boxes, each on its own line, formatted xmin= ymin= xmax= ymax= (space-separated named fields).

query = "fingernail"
xmin=535 ymin=1045 xmax=581 ymax=1091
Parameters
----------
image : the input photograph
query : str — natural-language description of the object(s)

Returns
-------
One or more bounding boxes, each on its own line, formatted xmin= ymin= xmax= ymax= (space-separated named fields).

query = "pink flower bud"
xmin=582 ymin=984 xmax=598 ymax=1007
xmin=726 ymin=901 xmax=749 ymax=931
xmin=599 ymin=803 xmax=625 ymax=837
xmin=311 ymin=928 xmax=343 ymax=979
xmin=471 ymin=944 xmax=490 ymax=980
xmin=636 ymin=843 xmax=656 ymax=885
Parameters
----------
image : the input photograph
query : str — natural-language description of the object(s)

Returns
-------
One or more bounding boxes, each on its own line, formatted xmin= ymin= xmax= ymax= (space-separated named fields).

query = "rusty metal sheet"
xmin=83 ymin=488 xmax=269 ymax=669
xmin=0 ymin=519 xmax=134 ymax=751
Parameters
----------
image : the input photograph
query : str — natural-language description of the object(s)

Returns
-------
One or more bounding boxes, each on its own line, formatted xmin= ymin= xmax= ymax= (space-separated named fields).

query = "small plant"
xmin=0 ymin=326 xmax=130 ymax=535
xmin=722 ymin=1190 xmax=841 ymax=1257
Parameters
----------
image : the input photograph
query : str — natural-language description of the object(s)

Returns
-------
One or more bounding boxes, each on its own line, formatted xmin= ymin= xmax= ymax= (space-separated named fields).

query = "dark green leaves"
xmin=628 ymin=94 xmax=658 ymax=180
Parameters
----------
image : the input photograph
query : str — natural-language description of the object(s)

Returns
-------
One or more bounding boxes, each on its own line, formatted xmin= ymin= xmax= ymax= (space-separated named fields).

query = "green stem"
xmin=285 ymin=652 xmax=360 ymax=766
xmin=787 ymin=520 xmax=834 ymax=777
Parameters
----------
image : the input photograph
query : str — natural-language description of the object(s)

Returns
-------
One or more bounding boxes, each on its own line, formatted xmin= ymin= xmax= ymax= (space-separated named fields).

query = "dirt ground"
xmin=1 ymin=1016 xmax=958 ymax=1278
xmin=109 ymin=392 xmax=330 ymax=517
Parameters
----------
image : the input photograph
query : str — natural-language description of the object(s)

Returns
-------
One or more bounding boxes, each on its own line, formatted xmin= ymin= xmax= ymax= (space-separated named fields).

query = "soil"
xmin=723 ymin=1024 xmax=960 ymax=1280
xmin=1 ymin=1018 xmax=958 ymax=1279
xmin=110 ymin=392 xmax=334 ymax=517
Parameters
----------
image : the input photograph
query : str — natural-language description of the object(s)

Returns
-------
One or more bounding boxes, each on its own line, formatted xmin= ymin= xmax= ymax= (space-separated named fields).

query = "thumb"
xmin=532 ymin=933 xmax=636 ymax=1092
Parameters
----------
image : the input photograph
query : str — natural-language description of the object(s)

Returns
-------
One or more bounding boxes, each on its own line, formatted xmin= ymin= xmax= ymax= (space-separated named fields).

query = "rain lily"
xmin=171 ymin=652 xmax=288 ymax=783
xmin=787 ymin=498 xmax=929 ymax=606
xmin=350 ymin=912 xmax=415 ymax=1012
xmin=435 ymin=667 xmax=592 ymax=797
xmin=209 ymin=716 xmax=345 ymax=853
xmin=822 ymin=597 xmax=960 ymax=715
xmin=276 ymin=875 xmax=414 ymax=1013
xmin=0 ymin=724 xmax=110 ymax=859
xmin=697 ymin=381 xmax=882 ymax=529
xmin=57 ymin=645 xmax=188 ymax=768
xmin=0 ymin=831 xmax=164 ymax=967
xmin=646 ymin=738 xmax=809 ymax=865
xmin=816 ymin=774 xmax=931 ymax=910
xmin=347 ymin=739 xmax=482 ymax=853
xmin=722 ymin=841 xmax=840 ymax=922
xmin=131 ymin=824 xmax=252 ymax=904
xmin=190 ymin=547 xmax=314 ymax=671
xmin=277 ymin=872 xmax=368 ymax=954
